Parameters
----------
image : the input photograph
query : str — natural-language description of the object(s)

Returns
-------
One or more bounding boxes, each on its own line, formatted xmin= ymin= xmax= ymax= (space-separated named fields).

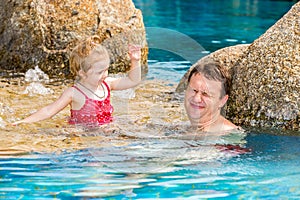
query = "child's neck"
xmin=77 ymin=80 xmax=106 ymax=100
xmin=78 ymin=80 xmax=98 ymax=91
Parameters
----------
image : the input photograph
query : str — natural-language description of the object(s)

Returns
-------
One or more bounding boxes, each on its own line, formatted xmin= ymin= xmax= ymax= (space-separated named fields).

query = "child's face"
xmin=85 ymin=57 xmax=110 ymax=85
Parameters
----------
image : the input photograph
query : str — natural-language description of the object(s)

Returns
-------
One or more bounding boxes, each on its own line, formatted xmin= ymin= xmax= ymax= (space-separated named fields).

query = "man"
xmin=184 ymin=61 xmax=239 ymax=132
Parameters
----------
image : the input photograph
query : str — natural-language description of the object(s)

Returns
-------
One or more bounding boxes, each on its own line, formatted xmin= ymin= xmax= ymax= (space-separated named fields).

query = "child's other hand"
xmin=128 ymin=44 xmax=142 ymax=61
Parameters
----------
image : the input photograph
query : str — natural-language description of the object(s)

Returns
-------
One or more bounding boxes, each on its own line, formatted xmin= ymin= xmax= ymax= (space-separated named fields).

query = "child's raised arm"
xmin=108 ymin=45 xmax=142 ymax=90
xmin=12 ymin=88 xmax=73 ymax=125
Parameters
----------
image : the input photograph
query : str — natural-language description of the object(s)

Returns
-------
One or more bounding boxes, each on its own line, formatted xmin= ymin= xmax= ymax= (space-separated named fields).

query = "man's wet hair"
xmin=187 ymin=61 xmax=231 ymax=97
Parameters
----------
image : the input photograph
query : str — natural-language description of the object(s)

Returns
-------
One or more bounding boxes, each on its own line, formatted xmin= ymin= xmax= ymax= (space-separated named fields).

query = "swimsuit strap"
xmin=102 ymin=81 xmax=110 ymax=96
xmin=73 ymin=82 xmax=110 ymax=99
xmin=72 ymin=85 xmax=88 ymax=98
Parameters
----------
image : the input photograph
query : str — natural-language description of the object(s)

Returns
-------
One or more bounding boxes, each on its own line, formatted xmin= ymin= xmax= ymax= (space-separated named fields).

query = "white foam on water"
xmin=23 ymin=66 xmax=54 ymax=95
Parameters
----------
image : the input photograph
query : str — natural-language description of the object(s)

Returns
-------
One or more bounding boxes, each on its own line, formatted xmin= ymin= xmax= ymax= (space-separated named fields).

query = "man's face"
xmin=184 ymin=73 xmax=228 ymax=126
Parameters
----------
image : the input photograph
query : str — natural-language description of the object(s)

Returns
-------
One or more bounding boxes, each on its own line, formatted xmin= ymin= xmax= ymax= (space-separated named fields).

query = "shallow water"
xmin=0 ymin=77 xmax=187 ymax=153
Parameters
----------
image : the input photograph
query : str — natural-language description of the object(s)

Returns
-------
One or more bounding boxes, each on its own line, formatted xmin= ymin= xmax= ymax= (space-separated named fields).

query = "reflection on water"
xmin=147 ymin=60 xmax=191 ymax=82
xmin=1 ymin=133 xmax=299 ymax=199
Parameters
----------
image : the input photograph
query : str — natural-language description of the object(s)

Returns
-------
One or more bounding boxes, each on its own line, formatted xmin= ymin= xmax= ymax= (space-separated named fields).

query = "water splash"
xmin=22 ymin=66 xmax=53 ymax=95
xmin=24 ymin=66 xmax=50 ymax=83
xmin=22 ymin=82 xmax=54 ymax=96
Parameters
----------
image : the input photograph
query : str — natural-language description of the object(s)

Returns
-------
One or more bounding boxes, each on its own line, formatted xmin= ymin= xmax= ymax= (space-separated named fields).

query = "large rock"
xmin=0 ymin=0 xmax=148 ymax=77
xmin=228 ymin=2 xmax=299 ymax=131
xmin=177 ymin=2 xmax=300 ymax=132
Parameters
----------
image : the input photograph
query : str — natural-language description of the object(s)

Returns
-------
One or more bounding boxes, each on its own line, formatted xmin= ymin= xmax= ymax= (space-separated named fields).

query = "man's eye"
xmin=202 ymin=92 xmax=212 ymax=97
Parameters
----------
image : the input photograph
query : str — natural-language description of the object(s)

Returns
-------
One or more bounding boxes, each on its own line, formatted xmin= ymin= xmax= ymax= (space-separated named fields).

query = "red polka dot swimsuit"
xmin=69 ymin=81 xmax=113 ymax=126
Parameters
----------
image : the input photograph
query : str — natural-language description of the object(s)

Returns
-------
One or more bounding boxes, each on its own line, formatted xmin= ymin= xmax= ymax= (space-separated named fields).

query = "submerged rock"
xmin=0 ymin=0 xmax=148 ymax=78
xmin=177 ymin=2 xmax=300 ymax=132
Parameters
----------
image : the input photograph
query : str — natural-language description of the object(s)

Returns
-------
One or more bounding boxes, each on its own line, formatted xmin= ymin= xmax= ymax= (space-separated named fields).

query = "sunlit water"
xmin=1 ymin=0 xmax=299 ymax=199
xmin=1 ymin=133 xmax=300 ymax=199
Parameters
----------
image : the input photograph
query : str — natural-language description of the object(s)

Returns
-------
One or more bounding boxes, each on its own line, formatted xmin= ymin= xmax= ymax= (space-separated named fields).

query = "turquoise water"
xmin=2 ymin=0 xmax=299 ymax=199
xmin=1 ymin=133 xmax=300 ymax=199
xmin=136 ymin=0 xmax=296 ymax=82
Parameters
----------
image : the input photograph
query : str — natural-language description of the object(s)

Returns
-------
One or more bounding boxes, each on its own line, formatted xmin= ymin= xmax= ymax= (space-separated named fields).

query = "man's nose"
xmin=192 ymin=92 xmax=203 ymax=102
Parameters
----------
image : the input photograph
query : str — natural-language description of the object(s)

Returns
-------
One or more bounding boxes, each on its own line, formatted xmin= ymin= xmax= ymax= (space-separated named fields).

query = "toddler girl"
xmin=13 ymin=35 xmax=141 ymax=127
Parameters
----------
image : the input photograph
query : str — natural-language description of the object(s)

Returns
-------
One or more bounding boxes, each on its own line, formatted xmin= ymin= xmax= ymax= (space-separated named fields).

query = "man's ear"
xmin=219 ymin=94 xmax=228 ymax=108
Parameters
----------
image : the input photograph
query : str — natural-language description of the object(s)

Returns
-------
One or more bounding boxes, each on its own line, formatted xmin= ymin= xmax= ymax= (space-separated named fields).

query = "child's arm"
xmin=12 ymin=87 xmax=73 ymax=125
xmin=108 ymin=45 xmax=142 ymax=90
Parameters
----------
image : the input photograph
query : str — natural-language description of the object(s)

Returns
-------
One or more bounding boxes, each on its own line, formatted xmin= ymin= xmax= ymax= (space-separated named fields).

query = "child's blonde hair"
xmin=70 ymin=35 xmax=110 ymax=79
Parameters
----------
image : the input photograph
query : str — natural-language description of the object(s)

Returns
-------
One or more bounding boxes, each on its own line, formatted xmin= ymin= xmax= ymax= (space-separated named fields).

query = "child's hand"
xmin=11 ymin=120 xmax=23 ymax=126
xmin=128 ymin=45 xmax=142 ymax=61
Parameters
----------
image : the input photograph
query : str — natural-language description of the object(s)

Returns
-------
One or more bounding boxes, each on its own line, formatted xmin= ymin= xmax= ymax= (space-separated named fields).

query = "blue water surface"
xmin=1 ymin=133 xmax=300 ymax=199
xmin=134 ymin=0 xmax=296 ymax=82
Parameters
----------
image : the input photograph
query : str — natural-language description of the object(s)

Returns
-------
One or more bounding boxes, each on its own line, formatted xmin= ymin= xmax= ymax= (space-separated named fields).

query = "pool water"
xmin=136 ymin=0 xmax=295 ymax=82
xmin=1 ymin=132 xmax=300 ymax=199
xmin=1 ymin=0 xmax=299 ymax=199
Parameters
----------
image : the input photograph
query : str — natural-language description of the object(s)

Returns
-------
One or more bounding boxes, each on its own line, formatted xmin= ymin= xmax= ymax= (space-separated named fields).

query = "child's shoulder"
xmin=104 ymin=77 xmax=115 ymax=82
xmin=103 ymin=77 xmax=116 ymax=88
xmin=61 ymin=85 xmax=77 ymax=96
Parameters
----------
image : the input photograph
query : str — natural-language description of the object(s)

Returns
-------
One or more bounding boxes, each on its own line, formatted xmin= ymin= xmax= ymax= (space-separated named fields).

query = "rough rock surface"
xmin=0 ymin=0 xmax=148 ymax=77
xmin=228 ymin=2 xmax=299 ymax=131
xmin=175 ymin=44 xmax=250 ymax=93
xmin=176 ymin=2 xmax=299 ymax=131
